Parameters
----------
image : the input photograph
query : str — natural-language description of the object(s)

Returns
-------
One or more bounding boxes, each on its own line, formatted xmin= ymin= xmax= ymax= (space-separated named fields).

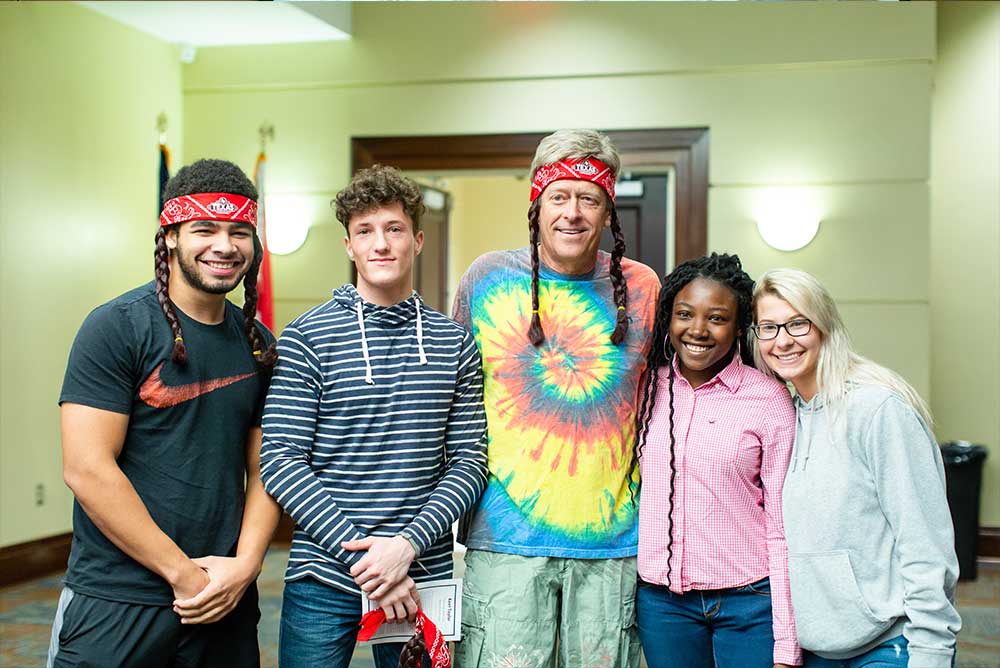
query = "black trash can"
xmin=940 ymin=441 xmax=988 ymax=580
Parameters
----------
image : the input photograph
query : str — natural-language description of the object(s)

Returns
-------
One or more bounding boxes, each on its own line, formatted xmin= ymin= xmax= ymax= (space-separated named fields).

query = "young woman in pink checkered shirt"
xmin=634 ymin=253 xmax=801 ymax=668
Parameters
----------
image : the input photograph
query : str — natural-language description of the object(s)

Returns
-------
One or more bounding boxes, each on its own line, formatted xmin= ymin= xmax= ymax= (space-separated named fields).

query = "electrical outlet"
xmin=35 ymin=483 xmax=45 ymax=507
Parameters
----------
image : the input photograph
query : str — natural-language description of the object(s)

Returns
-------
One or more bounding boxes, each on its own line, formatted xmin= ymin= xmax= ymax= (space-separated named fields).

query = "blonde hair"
xmin=751 ymin=268 xmax=932 ymax=425
xmin=529 ymin=129 xmax=621 ymax=184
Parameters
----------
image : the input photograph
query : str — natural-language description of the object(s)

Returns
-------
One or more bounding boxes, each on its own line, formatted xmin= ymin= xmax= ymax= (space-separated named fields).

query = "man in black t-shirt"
xmin=48 ymin=159 xmax=281 ymax=668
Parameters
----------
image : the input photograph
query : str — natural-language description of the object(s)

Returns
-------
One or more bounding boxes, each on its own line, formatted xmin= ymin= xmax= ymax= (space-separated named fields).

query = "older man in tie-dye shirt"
xmin=452 ymin=129 xmax=660 ymax=668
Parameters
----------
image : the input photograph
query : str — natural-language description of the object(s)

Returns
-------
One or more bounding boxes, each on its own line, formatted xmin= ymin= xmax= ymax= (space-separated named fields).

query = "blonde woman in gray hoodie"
xmin=750 ymin=268 xmax=960 ymax=668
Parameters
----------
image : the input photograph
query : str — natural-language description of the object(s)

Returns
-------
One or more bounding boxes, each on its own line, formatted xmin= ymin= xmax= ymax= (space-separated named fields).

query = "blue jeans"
xmin=636 ymin=577 xmax=775 ymax=668
xmin=804 ymin=636 xmax=909 ymax=667
xmin=279 ymin=576 xmax=427 ymax=668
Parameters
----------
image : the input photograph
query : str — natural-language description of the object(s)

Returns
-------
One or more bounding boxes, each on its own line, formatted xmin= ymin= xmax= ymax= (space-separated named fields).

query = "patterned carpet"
xmin=1 ymin=548 xmax=997 ymax=667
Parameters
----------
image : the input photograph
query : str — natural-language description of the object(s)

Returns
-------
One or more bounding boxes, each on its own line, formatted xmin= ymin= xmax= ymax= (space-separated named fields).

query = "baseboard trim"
xmin=0 ymin=532 xmax=72 ymax=588
xmin=272 ymin=513 xmax=295 ymax=546
xmin=978 ymin=525 xmax=1000 ymax=558
xmin=4 ymin=525 xmax=997 ymax=588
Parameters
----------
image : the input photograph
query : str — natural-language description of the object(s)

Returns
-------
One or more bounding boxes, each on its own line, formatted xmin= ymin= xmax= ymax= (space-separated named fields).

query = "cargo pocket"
xmin=618 ymin=592 xmax=641 ymax=668
xmin=453 ymin=595 xmax=487 ymax=668
xmin=788 ymin=551 xmax=890 ymax=654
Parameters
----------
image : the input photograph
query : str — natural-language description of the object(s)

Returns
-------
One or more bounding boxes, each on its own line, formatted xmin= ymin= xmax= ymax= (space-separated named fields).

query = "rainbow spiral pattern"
xmin=462 ymin=251 xmax=659 ymax=555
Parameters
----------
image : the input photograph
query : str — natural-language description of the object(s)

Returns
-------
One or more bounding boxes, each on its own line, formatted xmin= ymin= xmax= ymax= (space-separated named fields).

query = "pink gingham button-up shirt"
xmin=638 ymin=353 xmax=802 ymax=665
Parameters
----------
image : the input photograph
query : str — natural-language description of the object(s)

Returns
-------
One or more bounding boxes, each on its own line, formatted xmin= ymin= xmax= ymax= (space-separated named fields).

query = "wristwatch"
xmin=397 ymin=533 xmax=421 ymax=557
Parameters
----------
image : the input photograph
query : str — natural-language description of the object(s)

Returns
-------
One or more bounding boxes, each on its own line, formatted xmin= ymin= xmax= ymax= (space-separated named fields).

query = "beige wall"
xmin=440 ymin=176 xmax=527 ymax=310
xmin=0 ymin=3 xmax=182 ymax=547
xmin=8 ymin=1 xmax=997 ymax=548
xmin=183 ymin=1 xmax=935 ymax=398
xmin=931 ymin=2 xmax=1000 ymax=525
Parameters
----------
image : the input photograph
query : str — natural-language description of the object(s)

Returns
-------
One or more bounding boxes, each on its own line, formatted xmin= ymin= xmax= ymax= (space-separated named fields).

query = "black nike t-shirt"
xmin=59 ymin=281 xmax=275 ymax=605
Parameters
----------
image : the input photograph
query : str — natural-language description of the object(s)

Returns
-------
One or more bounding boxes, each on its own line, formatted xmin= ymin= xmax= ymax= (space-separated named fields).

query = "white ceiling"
xmin=76 ymin=1 xmax=352 ymax=48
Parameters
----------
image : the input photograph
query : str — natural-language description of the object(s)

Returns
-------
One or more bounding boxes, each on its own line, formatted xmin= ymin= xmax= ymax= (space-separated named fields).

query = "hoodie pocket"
xmin=788 ymin=550 xmax=891 ymax=654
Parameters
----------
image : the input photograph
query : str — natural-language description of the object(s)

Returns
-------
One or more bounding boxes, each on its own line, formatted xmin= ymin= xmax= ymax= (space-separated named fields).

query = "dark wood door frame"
xmin=351 ymin=128 xmax=709 ymax=266
xmin=282 ymin=128 xmax=708 ymax=546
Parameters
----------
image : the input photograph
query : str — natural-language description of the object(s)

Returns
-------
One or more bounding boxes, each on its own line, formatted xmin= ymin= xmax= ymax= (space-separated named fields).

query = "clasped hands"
xmin=170 ymin=554 xmax=259 ymax=625
xmin=342 ymin=535 xmax=421 ymax=624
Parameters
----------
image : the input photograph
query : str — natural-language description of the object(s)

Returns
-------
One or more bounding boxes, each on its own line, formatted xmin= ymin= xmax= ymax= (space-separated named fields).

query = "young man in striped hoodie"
xmin=260 ymin=165 xmax=489 ymax=668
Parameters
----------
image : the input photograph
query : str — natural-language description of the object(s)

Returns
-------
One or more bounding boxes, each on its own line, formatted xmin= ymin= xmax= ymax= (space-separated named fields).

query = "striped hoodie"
xmin=260 ymin=284 xmax=488 ymax=594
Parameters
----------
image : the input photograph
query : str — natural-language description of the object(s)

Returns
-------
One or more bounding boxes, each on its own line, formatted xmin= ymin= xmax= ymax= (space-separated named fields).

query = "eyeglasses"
xmin=750 ymin=318 xmax=812 ymax=340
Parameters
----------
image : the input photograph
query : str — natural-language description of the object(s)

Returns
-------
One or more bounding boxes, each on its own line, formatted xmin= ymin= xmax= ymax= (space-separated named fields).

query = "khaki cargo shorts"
xmin=454 ymin=550 xmax=640 ymax=668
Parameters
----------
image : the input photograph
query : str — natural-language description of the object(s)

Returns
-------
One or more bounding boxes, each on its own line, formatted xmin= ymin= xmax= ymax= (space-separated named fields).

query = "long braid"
xmin=398 ymin=630 xmax=426 ymax=668
xmin=664 ymin=352 xmax=678 ymax=588
xmin=527 ymin=200 xmax=545 ymax=346
xmin=242 ymin=234 xmax=278 ymax=367
xmin=608 ymin=207 xmax=629 ymax=345
xmin=628 ymin=361 xmax=659 ymax=506
xmin=160 ymin=158 xmax=263 ymax=368
xmin=629 ymin=273 xmax=675 ymax=493
xmin=154 ymin=227 xmax=188 ymax=365
xmin=527 ymin=200 xmax=631 ymax=347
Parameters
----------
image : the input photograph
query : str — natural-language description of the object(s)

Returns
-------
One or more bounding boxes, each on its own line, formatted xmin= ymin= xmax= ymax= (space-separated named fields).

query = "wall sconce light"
xmin=753 ymin=188 xmax=822 ymax=252
xmin=265 ymin=195 xmax=311 ymax=255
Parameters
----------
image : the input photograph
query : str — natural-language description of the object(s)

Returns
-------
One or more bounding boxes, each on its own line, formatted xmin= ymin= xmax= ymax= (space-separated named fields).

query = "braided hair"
xmin=526 ymin=129 xmax=628 ymax=347
xmin=630 ymin=252 xmax=755 ymax=587
xmin=526 ymin=197 xmax=629 ymax=346
xmin=157 ymin=158 xmax=277 ymax=367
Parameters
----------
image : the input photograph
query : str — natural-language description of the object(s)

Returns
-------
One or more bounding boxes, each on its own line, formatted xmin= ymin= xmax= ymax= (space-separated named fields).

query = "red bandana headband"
xmin=159 ymin=192 xmax=258 ymax=228
xmin=358 ymin=609 xmax=451 ymax=668
xmin=529 ymin=156 xmax=616 ymax=203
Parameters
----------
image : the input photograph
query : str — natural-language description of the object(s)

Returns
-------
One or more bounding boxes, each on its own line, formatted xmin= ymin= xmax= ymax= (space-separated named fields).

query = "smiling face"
xmin=668 ymin=277 xmax=741 ymax=388
xmin=754 ymin=293 xmax=821 ymax=400
xmin=344 ymin=202 xmax=424 ymax=306
xmin=536 ymin=180 xmax=611 ymax=275
xmin=167 ymin=220 xmax=255 ymax=295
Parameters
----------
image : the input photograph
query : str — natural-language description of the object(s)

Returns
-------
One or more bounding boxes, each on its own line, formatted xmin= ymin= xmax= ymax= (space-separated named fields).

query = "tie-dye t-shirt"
xmin=452 ymin=248 xmax=660 ymax=558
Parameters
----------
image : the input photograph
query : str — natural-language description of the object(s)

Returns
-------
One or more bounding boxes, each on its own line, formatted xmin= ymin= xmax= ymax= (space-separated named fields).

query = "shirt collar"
xmin=671 ymin=345 xmax=745 ymax=393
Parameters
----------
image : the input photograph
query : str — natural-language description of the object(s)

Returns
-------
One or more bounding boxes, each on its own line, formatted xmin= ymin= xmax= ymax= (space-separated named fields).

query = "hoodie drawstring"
xmin=415 ymin=295 xmax=428 ymax=366
xmin=793 ymin=403 xmax=816 ymax=472
xmin=801 ymin=408 xmax=813 ymax=471
xmin=356 ymin=301 xmax=375 ymax=385
xmin=355 ymin=294 xmax=427 ymax=383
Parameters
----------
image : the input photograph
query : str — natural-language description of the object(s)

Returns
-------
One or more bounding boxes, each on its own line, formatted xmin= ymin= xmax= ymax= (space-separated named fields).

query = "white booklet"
xmin=360 ymin=578 xmax=462 ymax=644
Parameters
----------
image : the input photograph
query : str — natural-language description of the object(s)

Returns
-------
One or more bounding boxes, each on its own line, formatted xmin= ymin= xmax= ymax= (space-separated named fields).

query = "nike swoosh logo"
xmin=139 ymin=362 xmax=257 ymax=408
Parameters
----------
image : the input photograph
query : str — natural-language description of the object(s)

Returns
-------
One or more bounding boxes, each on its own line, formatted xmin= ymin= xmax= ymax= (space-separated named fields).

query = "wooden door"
xmin=415 ymin=186 xmax=449 ymax=313
xmin=351 ymin=128 xmax=708 ymax=267
xmin=600 ymin=174 xmax=670 ymax=279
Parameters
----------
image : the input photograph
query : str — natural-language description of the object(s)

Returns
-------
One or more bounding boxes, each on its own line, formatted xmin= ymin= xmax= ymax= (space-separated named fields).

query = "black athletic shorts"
xmin=48 ymin=583 xmax=261 ymax=668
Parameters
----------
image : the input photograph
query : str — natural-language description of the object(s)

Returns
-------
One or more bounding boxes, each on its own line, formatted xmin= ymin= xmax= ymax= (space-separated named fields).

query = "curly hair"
xmin=334 ymin=164 xmax=425 ymax=232
xmin=156 ymin=158 xmax=276 ymax=367
xmin=526 ymin=129 xmax=628 ymax=347
xmin=629 ymin=252 xmax=755 ymax=587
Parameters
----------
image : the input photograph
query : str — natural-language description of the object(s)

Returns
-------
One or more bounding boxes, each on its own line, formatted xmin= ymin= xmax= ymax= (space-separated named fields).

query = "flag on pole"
xmin=253 ymin=151 xmax=275 ymax=331
xmin=158 ymin=142 xmax=170 ymax=214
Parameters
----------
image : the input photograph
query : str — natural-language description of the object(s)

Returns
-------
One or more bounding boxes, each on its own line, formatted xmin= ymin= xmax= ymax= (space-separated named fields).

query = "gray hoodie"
xmin=782 ymin=384 xmax=961 ymax=668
